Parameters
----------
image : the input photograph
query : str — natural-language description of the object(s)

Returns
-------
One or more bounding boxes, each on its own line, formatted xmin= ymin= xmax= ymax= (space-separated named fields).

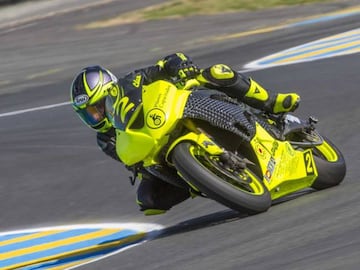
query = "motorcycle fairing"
xmin=115 ymin=80 xmax=191 ymax=166
xmin=251 ymin=122 xmax=318 ymax=200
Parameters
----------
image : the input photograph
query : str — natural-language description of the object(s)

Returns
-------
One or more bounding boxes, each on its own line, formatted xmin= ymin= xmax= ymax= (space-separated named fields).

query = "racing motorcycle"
xmin=106 ymin=78 xmax=346 ymax=214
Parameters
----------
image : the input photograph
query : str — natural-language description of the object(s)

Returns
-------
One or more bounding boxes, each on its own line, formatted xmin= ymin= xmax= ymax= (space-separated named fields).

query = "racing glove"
xmin=158 ymin=53 xmax=200 ymax=81
xmin=96 ymin=128 xmax=120 ymax=161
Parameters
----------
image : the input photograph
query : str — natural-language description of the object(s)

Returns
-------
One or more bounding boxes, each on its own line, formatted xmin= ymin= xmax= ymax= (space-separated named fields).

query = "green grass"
xmin=142 ymin=0 xmax=334 ymax=19
xmin=81 ymin=0 xmax=334 ymax=29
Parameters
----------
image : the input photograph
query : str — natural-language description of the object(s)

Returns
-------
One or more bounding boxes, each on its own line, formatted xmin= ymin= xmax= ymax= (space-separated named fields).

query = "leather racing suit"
xmin=97 ymin=53 xmax=300 ymax=215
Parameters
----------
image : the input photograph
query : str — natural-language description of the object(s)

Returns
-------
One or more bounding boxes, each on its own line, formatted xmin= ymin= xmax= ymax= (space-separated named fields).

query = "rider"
xmin=70 ymin=53 xmax=300 ymax=215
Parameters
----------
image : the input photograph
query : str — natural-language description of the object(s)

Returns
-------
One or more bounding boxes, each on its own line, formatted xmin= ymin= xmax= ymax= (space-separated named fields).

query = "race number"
xmin=303 ymin=151 xmax=315 ymax=175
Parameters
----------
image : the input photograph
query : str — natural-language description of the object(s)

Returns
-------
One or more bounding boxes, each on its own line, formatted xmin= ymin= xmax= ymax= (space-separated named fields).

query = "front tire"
xmin=172 ymin=142 xmax=271 ymax=214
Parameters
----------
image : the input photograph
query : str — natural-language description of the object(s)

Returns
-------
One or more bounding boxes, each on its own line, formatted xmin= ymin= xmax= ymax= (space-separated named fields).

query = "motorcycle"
xmin=105 ymin=78 xmax=346 ymax=214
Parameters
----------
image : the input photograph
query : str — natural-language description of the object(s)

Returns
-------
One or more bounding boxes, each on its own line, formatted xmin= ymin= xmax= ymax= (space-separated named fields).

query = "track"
xmin=0 ymin=1 xmax=359 ymax=269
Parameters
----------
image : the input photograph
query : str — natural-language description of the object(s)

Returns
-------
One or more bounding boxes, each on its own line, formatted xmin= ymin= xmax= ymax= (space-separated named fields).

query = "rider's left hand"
xmin=162 ymin=53 xmax=200 ymax=80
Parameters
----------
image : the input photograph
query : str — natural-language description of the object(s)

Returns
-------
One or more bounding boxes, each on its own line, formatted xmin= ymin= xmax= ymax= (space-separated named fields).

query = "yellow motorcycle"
xmin=105 ymin=78 xmax=346 ymax=214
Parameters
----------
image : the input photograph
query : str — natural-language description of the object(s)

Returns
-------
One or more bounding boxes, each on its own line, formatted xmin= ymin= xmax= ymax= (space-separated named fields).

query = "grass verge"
xmin=81 ymin=0 xmax=335 ymax=28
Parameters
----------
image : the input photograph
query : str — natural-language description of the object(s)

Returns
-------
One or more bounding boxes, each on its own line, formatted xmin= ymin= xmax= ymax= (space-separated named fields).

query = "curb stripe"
xmin=0 ymin=229 xmax=98 ymax=252
xmin=0 ymin=232 xmax=34 ymax=243
xmin=275 ymin=39 xmax=360 ymax=63
xmin=1 ymin=229 xmax=129 ymax=261
xmin=0 ymin=229 xmax=138 ymax=268
xmin=277 ymin=33 xmax=360 ymax=57
xmin=0 ymin=223 xmax=163 ymax=269
xmin=261 ymin=39 xmax=360 ymax=64
xmin=306 ymin=43 xmax=360 ymax=59
xmin=245 ymin=27 xmax=360 ymax=68
xmin=5 ymin=233 xmax=145 ymax=269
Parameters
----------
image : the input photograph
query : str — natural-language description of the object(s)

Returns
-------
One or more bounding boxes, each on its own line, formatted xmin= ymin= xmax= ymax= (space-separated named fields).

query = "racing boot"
xmin=244 ymin=78 xmax=300 ymax=114
xmin=197 ymin=64 xmax=300 ymax=114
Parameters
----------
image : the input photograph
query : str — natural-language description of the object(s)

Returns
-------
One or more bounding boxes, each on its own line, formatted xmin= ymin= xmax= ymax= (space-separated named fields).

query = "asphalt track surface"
xmin=0 ymin=1 xmax=360 ymax=269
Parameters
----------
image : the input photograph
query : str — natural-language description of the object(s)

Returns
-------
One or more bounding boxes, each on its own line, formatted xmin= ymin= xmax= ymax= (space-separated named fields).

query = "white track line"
xmin=0 ymin=101 xmax=70 ymax=118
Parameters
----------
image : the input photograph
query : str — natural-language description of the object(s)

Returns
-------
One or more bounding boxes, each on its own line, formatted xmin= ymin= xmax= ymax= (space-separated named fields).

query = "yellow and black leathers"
xmin=138 ymin=53 xmax=300 ymax=114
xmin=95 ymin=52 xmax=300 ymax=215
xmin=197 ymin=64 xmax=300 ymax=114
xmin=136 ymin=174 xmax=190 ymax=215
xmin=97 ymin=126 xmax=191 ymax=215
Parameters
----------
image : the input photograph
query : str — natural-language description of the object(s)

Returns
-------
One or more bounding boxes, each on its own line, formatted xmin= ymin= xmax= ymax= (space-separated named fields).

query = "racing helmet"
xmin=70 ymin=65 xmax=119 ymax=132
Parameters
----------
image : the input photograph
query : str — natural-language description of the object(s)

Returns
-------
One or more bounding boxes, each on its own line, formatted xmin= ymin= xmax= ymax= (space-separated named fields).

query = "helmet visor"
xmin=77 ymin=99 xmax=106 ymax=126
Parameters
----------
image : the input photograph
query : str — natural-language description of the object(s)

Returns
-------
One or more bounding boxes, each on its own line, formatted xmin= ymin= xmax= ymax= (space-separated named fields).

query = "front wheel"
xmin=172 ymin=142 xmax=271 ymax=214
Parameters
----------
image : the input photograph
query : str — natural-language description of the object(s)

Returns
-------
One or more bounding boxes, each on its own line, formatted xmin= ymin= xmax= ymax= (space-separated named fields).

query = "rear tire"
xmin=311 ymin=136 xmax=346 ymax=190
xmin=172 ymin=142 xmax=271 ymax=214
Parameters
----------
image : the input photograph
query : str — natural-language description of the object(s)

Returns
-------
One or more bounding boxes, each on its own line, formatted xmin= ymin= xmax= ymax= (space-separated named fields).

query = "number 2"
xmin=304 ymin=152 xmax=315 ymax=175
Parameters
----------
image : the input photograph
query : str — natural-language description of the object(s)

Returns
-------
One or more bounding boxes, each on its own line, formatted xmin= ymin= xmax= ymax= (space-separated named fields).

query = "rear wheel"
xmin=311 ymin=136 xmax=346 ymax=190
xmin=172 ymin=142 xmax=271 ymax=214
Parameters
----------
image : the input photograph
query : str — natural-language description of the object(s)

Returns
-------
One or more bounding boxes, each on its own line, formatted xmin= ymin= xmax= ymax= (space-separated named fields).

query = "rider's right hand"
xmin=96 ymin=128 xmax=120 ymax=161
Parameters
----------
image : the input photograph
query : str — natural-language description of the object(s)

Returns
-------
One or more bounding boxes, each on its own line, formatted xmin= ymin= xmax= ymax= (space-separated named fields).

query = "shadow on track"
xmin=156 ymin=209 xmax=248 ymax=239
xmin=150 ymin=189 xmax=314 ymax=240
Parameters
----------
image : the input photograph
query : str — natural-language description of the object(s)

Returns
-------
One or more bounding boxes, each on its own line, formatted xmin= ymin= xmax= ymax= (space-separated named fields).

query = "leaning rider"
xmin=70 ymin=53 xmax=300 ymax=215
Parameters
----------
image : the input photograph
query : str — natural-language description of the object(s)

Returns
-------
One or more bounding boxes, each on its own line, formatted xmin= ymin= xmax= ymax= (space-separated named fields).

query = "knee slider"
xmin=202 ymin=64 xmax=238 ymax=86
xmin=136 ymin=192 xmax=157 ymax=211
